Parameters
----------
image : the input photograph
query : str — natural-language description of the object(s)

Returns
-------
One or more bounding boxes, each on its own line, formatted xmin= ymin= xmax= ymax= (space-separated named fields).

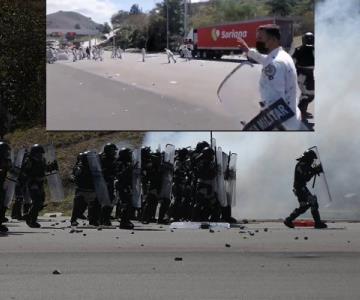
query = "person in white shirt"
xmin=238 ymin=24 xmax=306 ymax=130
xmin=141 ymin=48 xmax=146 ymax=62
xmin=165 ymin=48 xmax=176 ymax=63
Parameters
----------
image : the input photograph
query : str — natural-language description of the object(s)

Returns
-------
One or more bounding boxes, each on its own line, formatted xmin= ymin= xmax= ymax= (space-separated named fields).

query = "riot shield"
xmin=222 ymin=152 xmax=230 ymax=206
xmin=216 ymin=147 xmax=227 ymax=207
xmin=159 ymin=144 xmax=175 ymax=200
xmin=226 ymin=153 xmax=237 ymax=207
xmin=3 ymin=149 xmax=25 ymax=208
xmin=218 ymin=61 xmax=301 ymax=130
xmin=44 ymin=145 xmax=64 ymax=202
xmin=308 ymin=146 xmax=332 ymax=207
xmin=211 ymin=138 xmax=218 ymax=195
xmin=132 ymin=149 xmax=142 ymax=208
xmin=87 ymin=151 xmax=111 ymax=207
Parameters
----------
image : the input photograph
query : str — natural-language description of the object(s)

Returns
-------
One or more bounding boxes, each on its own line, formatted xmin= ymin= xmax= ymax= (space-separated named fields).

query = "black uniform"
xmin=292 ymin=34 xmax=315 ymax=118
xmin=115 ymin=148 xmax=135 ymax=229
xmin=99 ymin=153 xmax=117 ymax=226
xmin=191 ymin=147 xmax=218 ymax=222
xmin=284 ymin=150 xmax=327 ymax=229
xmin=11 ymin=151 xmax=30 ymax=220
xmin=22 ymin=146 xmax=47 ymax=228
xmin=0 ymin=142 xmax=12 ymax=232
xmin=141 ymin=152 xmax=163 ymax=224
xmin=70 ymin=153 xmax=96 ymax=226
xmin=168 ymin=149 xmax=193 ymax=221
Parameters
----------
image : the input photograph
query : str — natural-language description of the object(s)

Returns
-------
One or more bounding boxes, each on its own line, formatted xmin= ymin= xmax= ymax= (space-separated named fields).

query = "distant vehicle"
xmin=179 ymin=17 xmax=294 ymax=60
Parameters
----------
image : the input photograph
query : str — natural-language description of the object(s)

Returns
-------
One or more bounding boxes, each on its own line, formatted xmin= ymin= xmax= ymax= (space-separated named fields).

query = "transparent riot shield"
xmin=132 ymin=149 xmax=142 ymax=209
xmin=211 ymin=138 xmax=218 ymax=195
xmin=216 ymin=147 xmax=227 ymax=207
xmin=3 ymin=149 xmax=25 ymax=208
xmin=159 ymin=144 xmax=175 ymax=200
xmin=87 ymin=151 xmax=111 ymax=207
xmin=222 ymin=152 xmax=230 ymax=206
xmin=44 ymin=145 xmax=64 ymax=202
xmin=218 ymin=61 xmax=297 ymax=130
xmin=226 ymin=153 xmax=237 ymax=208
xmin=308 ymin=146 xmax=332 ymax=207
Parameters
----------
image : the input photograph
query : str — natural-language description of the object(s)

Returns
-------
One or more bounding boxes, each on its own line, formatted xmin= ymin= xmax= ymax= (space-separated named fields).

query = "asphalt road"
xmin=48 ymin=52 xmax=318 ymax=131
xmin=0 ymin=218 xmax=358 ymax=299
xmin=47 ymin=62 xmax=239 ymax=130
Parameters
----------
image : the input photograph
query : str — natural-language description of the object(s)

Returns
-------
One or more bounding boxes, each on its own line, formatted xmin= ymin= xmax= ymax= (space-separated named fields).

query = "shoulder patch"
xmin=264 ymin=64 xmax=276 ymax=80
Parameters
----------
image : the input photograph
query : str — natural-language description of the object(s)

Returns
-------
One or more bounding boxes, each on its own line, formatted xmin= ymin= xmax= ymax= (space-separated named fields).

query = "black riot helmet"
xmin=29 ymin=144 xmax=45 ymax=157
xmin=141 ymin=146 xmax=151 ymax=158
xmin=176 ymin=148 xmax=188 ymax=160
xmin=77 ymin=152 xmax=88 ymax=166
xmin=297 ymin=149 xmax=317 ymax=163
xmin=0 ymin=141 xmax=11 ymax=156
xmin=118 ymin=147 xmax=132 ymax=162
xmin=195 ymin=141 xmax=210 ymax=153
xmin=302 ymin=32 xmax=314 ymax=46
xmin=103 ymin=143 xmax=118 ymax=158
xmin=201 ymin=147 xmax=215 ymax=160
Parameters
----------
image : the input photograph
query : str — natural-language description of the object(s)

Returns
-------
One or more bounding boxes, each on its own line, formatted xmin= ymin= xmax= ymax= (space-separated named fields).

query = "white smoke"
xmin=143 ymin=0 xmax=360 ymax=220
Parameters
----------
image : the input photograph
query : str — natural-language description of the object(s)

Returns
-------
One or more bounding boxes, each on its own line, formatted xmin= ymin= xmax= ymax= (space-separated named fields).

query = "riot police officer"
xmin=99 ymin=143 xmax=118 ymax=226
xmin=115 ymin=148 xmax=135 ymax=229
xmin=0 ymin=142 xmax=12 ymax=232
xmin=292 ymin=32 xmax=315 ymax=120
xmin=191 ymin=147 xmax=219 ymax=221
xmin=22 ymin=144 xmax=47 ymax=228
xmin=284 ymin=149 xmax=327 ymax=229
xmin=141 ymin=151 xmax=162 ymax=224
xmin=168 ymin=148 xmax=192 ymax=221
xmin=11 ymin=150 xmax=30 ymax=221
xmin=70 ymin=152 xmax=95 ymax=226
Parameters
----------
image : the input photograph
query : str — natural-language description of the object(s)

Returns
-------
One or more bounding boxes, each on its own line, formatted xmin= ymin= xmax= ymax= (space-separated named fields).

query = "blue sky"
xmin=47 ymin=0 xmax=208 ymax=24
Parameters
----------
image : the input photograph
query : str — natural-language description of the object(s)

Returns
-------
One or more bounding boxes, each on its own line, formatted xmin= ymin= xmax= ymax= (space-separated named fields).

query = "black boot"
xmin=11 ymin=201 xmax=23 ymax=220
xmin=25 ymin=208 xmax=41 ymax=228
xmin=0 ymin=206 xmax=9 ymax=224
xmin=158 ymin=198 xmax=170 ymax=224
xmin=311 ymin=208 xmax=327 ymax=229
xmin=100 ymin=206 xmax=113 ymax=226
xmin=88 ymin=200 xmax=100 ymax=226
xmin=119 ymin=206 xmax=134 ymax=229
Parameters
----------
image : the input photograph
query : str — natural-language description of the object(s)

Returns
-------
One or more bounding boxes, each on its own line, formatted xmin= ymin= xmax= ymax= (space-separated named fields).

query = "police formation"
xmin=1 ymin=141 xmax=328 ymax=233
xmin=70 ymin=141 xmax=238 ymax=230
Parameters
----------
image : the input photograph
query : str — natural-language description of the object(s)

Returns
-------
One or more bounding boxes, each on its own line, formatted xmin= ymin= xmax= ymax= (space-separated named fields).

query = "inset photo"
xmin=46 ymin=0 xmax=315 ymax=131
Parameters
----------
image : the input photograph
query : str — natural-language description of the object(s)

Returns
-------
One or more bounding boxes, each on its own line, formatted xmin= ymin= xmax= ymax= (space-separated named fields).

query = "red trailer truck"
xmin=180 ymin=17 xmax=294 ymax=59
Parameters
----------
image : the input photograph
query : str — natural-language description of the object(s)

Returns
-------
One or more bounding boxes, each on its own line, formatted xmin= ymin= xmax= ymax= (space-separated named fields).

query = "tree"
xmin=102 ymin=22 xmax=111 ymax=34
xmin=130 ymin=4 xmax=142 ymax=15
xmin=266 ymin=0 xmax=296 ymax=16
xmin=0 ymin=0 xmax=45 ymax=132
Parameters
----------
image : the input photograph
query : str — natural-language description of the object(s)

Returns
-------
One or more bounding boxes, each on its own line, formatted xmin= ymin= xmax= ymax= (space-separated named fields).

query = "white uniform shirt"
xmin=248 ymin=47 xmax=304 ymax=130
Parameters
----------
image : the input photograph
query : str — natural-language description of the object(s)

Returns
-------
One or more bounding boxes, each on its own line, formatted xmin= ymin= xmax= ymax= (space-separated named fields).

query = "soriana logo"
xmin=211 ymin=28 xmax=248 ymax=41
xmin=211 ymin=28 xmax=221 ymax=41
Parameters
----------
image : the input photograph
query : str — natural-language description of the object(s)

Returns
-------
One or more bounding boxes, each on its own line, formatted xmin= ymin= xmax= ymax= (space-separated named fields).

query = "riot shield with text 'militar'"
xmin=308 ymin=146 xmax=332 ymax=208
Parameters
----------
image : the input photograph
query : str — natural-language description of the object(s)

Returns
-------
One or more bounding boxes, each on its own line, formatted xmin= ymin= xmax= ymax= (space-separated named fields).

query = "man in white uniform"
xmin=238 ymin=24 xmax=306 ymax=130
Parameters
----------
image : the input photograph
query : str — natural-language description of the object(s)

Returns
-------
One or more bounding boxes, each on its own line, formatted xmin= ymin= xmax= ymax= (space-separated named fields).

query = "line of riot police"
xmin=69 ymin=141 xmax=238 ymax=229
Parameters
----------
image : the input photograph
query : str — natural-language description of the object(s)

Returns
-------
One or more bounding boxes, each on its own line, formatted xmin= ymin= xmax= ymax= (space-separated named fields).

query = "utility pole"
xmin=167 ymin=0 xmax=170 ymax=49
xmin=184 ymin=0 xmax=188 ymax=37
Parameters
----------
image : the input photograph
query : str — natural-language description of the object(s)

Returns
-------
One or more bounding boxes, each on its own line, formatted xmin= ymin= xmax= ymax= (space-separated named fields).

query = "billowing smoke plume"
xmin=143 ymin=0 xmax=360 ymax=220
